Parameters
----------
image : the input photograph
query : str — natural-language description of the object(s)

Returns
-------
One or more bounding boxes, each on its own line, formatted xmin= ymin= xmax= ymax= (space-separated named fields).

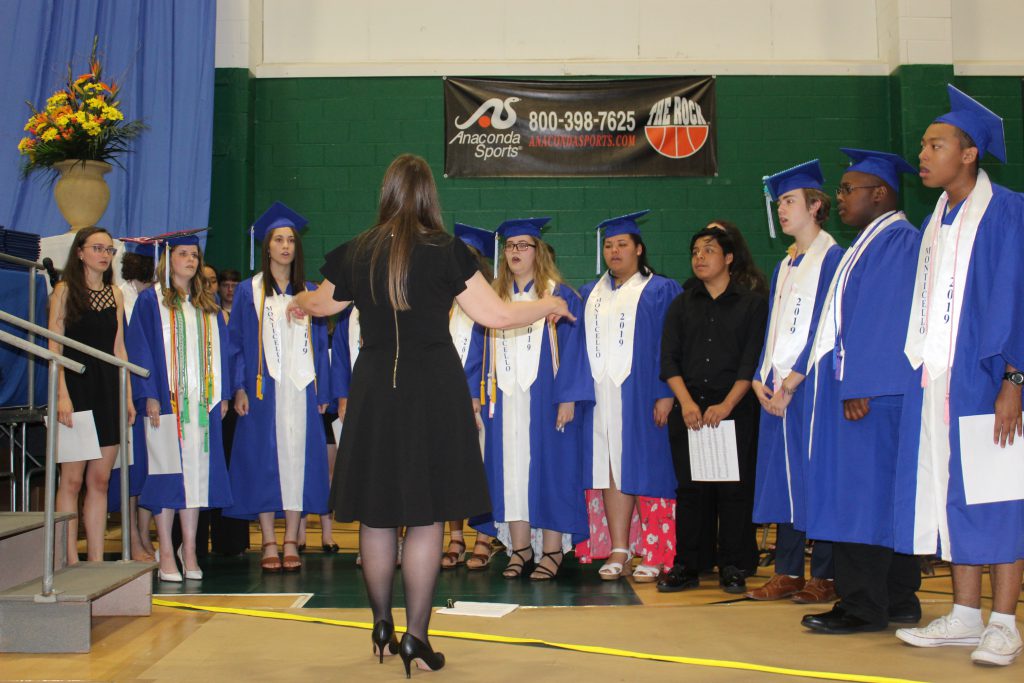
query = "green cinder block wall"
xmin=207 ymin=68 xmax=1023 ymax=288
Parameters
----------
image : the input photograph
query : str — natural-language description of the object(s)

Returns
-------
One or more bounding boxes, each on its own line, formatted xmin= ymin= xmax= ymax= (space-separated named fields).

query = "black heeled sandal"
xmin=399 ymin=632 xmax=445 ymax=678
xmin=501 ymin=546 xmax=534 ymax=579
xmin=371 ymin=620 xmax=399 ymax=663
xmin=529 ymin=550 xmax=565 ymax=582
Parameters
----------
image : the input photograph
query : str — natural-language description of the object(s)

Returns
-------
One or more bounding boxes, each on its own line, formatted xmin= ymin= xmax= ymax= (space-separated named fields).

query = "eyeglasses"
xmin=836 ymin=184 xmax=881 ymax=197
xmin=86 ymin=245 xmax=118 ymax=256
xmin=504 ymin=242 xmax=536 ymax=253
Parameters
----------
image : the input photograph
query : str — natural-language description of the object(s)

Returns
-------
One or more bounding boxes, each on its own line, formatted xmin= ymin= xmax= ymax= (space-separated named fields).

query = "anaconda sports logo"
xmin=644 ymin=96 xmax=709 ymax=159
xmin=455 ymin=97 xmax=520 ymax=130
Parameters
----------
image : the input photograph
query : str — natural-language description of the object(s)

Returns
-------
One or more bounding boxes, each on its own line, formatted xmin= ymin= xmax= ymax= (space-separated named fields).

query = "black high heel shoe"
xmin=399 ymin=632 xmax=445 ymax=678
xmin=371 ymin=620 xmax=399 ymax=663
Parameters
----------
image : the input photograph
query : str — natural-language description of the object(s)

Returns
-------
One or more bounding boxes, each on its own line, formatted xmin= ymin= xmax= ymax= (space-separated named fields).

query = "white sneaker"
xmin=971 ymin=622 xmax=1023 ymax=666
xmin=896 ymin=614 xmax=984 ymax=647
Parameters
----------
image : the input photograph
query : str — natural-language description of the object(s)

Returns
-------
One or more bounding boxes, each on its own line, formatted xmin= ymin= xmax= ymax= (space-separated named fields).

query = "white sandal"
xmin=598 ymin=547 xmax=633 ymax=581
xmin=632 ymin=563 xmax=662 ymax=583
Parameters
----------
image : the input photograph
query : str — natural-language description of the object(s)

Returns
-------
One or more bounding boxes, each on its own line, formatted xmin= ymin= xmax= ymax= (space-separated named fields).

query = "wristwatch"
xmin=1003 ymin=371 xmax=1024 ymax=386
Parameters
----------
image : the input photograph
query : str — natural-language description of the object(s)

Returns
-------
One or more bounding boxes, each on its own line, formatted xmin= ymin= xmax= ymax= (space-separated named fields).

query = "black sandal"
xmin=529 ymin=550 xmax=565 ymax=582
xmin=502 ymin=546 xmax=534 ymax=579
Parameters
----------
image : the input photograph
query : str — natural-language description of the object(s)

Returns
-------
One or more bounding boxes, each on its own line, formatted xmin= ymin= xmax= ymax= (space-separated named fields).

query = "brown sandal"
xmin=261 ymin=541 xmax=282 ymax=573
xmin=466 ymin=540 xmax=496 ymax=571
xmin=441 ymin=538 xmax=466 ymax=569
xmin=282 ymin=539 xmax=302 ymax=572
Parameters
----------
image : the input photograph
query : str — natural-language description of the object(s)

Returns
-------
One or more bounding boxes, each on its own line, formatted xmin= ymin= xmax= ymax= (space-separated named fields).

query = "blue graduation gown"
xmin=127 ymin=287 xmax=233 ymax=512
xmin=108 ymin=299 xmax=148 ymax=512
xmin=894 ymin=184 xmax=1024 ymax=563
xmin=222 ymin=279 xmax=330 ymax=520
xmin=804 ymin=219 xmax=920 ymax=546
xmin=752 ymin=245 xmax=843 ymax=528
xmin=579 ymin=274 xmax=682 ymax=499
xmin=473 ymin=283 xmax=593 ymax=546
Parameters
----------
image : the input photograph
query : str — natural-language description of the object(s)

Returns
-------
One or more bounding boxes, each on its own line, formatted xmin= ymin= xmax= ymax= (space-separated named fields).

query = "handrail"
xmin=0 ymin=252 xmax=48 ymax=271
xmin=0 ymin=309 xmax=150 ymax=597
xmin=0 ymin=330 xmax=85 ymax=374
xmin=0 ymin=309 xmax=148 ymax=378
xmin=0 ymin=328 xmax=84 ymax=599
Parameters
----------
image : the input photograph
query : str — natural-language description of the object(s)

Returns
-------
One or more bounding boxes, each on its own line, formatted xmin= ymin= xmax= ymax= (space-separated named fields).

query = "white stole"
xmin=120 ymin=281 xmax=140 ymax=325
xmin=758 ymin=230 xmax=836 ymax=387
xmin=585 ymin=271 xmax=651 ymax=387
xmin=904 ymin=170 xmax=993 ymax=380
xmin=495 ymin=282 xmax=547 ymax=393
xmin=252 ymin=273 xmax=315 ymax=391
xmin=154 ymin=284 xmax=221 ymax=508
xmin=347 ymin=307 xmax=361 ymax=370
xmin=449 ymin=302 xmax=475 ymax=367
xmin=812 ymin=211 xmax=905 ymax=375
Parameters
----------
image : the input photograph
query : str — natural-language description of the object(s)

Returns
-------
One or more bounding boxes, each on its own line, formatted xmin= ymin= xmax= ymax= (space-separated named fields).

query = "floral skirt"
xmin=574 ymin=490 xmax=676 ymax=568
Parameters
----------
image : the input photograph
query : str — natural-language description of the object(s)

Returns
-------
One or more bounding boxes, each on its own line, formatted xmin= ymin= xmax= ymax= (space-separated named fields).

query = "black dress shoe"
xmin=802 ymin=605 xmax=886 ymax=634
xmin=657 ymin=566 xmax=700 ymax=593
xmin=719 ymin=565 xmax=747 ymax=594
xmin=887 ymin=606 xmax=922 ymax=624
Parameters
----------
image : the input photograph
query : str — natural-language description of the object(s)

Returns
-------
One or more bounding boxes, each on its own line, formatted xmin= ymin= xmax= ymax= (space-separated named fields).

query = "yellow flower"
xmin=55 ymin=114 xmax=71 ymax=127
xmin=17 ymin=137 xmax=34 ymax=153
xmin=46 ymin=92 xmax=69 ymax=107
xmin=103 ymin=106 xmax=123 ymax=122
xmin=86 ymin=97 xmax=105 ymax=109
xmin=82 ymin=120 xmax=101 ymax=136
xmin=73 ymin=111 xmax=86 ymax=124
xmin=40 ymin=128 xmax=59 ymax=142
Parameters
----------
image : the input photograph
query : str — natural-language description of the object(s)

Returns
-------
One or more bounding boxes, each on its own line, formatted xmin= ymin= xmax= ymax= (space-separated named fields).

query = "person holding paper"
xmin=798 ymin=149 xmax=923 ymax=635
xmin=222 ymin=203 xmax=330 ymax=573
xmin=579 ymin=211 xmax=683 ymax=582
xmin=658 ymin=227 xmax=768 ymax=594
xmin=747 ymin=161 xmax=843 ymax=604
xmin=127 ymin=232 xmax=232 ymax=582
xmin=892 ymin=86 xmax=1024 ymax=667
xmin=471 ymin=218 xmax=592 ymax=581
xmin=48 ymin=226 xmax=135 ymax=564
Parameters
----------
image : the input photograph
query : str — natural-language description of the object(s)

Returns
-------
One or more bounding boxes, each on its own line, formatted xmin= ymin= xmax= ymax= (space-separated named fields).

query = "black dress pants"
xmin=669 ymin=397 xmax=759 ymax=575
xmin=833 ymin=541 xmax=921 ymax=625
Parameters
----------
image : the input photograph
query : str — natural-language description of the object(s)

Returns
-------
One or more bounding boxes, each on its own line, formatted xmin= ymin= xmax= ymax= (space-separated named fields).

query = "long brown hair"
xmin=61 ymin=226 xmax=114 ymax=325
xmin=260 ymin=226 xmax=307 ymax=297
xmin=354 ymin=154 xmax=447 ymax=310
xmin=494 ymin=236 xmax=566 ymax=301
xmin=156 ymin=245 xmax=220 ymax=314
xmin=706 ymin=219 xmax=768 ymax=295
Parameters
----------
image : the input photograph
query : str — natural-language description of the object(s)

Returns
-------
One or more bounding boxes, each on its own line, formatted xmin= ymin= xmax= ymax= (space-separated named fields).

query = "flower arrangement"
xmin=17 ymin=38 xmax=145 ymax=178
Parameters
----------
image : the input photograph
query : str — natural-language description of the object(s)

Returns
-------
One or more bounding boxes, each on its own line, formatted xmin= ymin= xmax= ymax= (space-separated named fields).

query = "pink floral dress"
xmin=574 ymin=491 xmax=676 ymax=568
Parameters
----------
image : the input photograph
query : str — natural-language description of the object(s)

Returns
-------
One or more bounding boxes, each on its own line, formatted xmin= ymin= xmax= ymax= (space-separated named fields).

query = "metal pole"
xmin=27 ymin=266 xmax=37 ymax=410
xmin=118 ymin=366 xmax=131 ymax=562
xmin=41 ymin=359 xmax=60 ymax=598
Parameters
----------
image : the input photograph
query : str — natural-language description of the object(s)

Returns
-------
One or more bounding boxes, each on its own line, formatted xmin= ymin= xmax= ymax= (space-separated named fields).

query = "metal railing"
xmin=0 ymin=308 xmax=149 ymax=599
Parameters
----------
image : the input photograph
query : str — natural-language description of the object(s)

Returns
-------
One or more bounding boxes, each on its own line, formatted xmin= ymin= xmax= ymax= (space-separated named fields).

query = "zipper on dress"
xmin=392 ymin=309 xmax=400 ymax=388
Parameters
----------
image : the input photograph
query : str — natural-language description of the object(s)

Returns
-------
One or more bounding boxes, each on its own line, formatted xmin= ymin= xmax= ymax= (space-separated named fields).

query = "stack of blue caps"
xmin=0 ymin=228 xmax=42 ymax=272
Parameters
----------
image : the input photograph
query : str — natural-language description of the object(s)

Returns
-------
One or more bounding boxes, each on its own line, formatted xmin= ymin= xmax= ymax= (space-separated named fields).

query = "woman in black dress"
xmin=290 ymin=154 xmax=571 ymax=676
xmin=48 ymin=227 xmax=135 ymax=563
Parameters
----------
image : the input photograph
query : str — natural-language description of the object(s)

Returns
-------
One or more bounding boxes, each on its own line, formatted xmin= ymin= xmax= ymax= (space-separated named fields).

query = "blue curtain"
xmin=0 ymin=0 xmax=216 ymax=239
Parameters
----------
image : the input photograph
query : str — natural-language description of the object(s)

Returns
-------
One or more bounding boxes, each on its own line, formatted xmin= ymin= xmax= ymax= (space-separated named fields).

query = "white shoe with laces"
xmin=971 ymin=622 xmax=1023 ymax=666
xmin=896 ymin=614 xmax=984 ymax=648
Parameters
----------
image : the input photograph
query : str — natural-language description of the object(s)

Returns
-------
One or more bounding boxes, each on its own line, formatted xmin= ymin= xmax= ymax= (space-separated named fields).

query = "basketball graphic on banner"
xmin=644 ymin=125 xmax=709 ymax=159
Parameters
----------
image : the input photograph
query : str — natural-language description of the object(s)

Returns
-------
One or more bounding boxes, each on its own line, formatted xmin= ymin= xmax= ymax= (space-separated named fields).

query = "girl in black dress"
xmin=48 ymin=227 xmax=135 ymax=563
xmin=289 ymin=154 xmax=572 ymax=676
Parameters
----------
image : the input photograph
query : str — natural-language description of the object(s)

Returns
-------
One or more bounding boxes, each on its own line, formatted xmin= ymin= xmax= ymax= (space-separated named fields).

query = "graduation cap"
xmin=250 ymin=201 xmax=309 ymax=270
xmin=594 ymin=210 xmax=650 ymax=274
xmin=126 ymin=228 xmax=210 ymax=287
xmin=496 ymin=217 xmax=551 ymax=241
xmin=840 ymin=148 xmax=917 ymax=194
xmin=933 ymin=84 xmax=1007 ymax=163
xmin=122 ymin=239 xmax=157 ymax=257
xmin=454 ymin=222 xmax=498 ymax=262
xmin=761 ymin=160 xmax=824 ymax=239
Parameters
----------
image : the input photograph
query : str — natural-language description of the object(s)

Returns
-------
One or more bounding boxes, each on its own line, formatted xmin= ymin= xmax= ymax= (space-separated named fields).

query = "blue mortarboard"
xmin=933 ymin=84 xmax=1006 ymax=163
xmin=454 ymin=222 xmax=497 ymax=261
xmin=250 ymin=202 xmax=308 ymax=270
xmin=123 ymin=240 xmax=156 ymax=256
xmin=496 ymin=217 xmax=551 ymax=242
xmin=594 ymin=210 xmax=650 ymax=274
xmin=144 ymin=228 xmax=210 ymax=287
xmin=840 ymin=148 xmax=917 ymax=194
xmin=764 ymin=160 xmax=824 ymax=202
xmin=761 ymin=160 xmax=824 ymax=239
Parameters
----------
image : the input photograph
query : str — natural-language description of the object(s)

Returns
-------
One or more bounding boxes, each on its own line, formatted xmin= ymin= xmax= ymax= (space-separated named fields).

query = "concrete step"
xmin=0 ymin=560 xmax=156 ymax=652
xmin=0 ymin=512 xmax=74 ymax=591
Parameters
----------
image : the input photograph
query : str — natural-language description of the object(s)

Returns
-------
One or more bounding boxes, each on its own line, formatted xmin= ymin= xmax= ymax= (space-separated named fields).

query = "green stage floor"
xmin=149 ymin=552 xmax=642 ymax=608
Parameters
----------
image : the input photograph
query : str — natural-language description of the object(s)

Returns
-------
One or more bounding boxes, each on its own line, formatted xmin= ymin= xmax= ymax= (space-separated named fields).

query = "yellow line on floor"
xmin=153 ymin=599 xmax=928 ymax=683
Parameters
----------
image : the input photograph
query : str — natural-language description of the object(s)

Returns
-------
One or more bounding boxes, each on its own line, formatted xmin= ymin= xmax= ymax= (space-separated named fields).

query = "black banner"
xmin=444 ymin=76 xmax=717 ymax=178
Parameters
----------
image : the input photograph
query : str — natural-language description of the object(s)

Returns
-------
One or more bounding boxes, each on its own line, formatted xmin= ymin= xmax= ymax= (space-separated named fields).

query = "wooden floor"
xmin=1 ymin=522 xmax=1021 ymax=682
